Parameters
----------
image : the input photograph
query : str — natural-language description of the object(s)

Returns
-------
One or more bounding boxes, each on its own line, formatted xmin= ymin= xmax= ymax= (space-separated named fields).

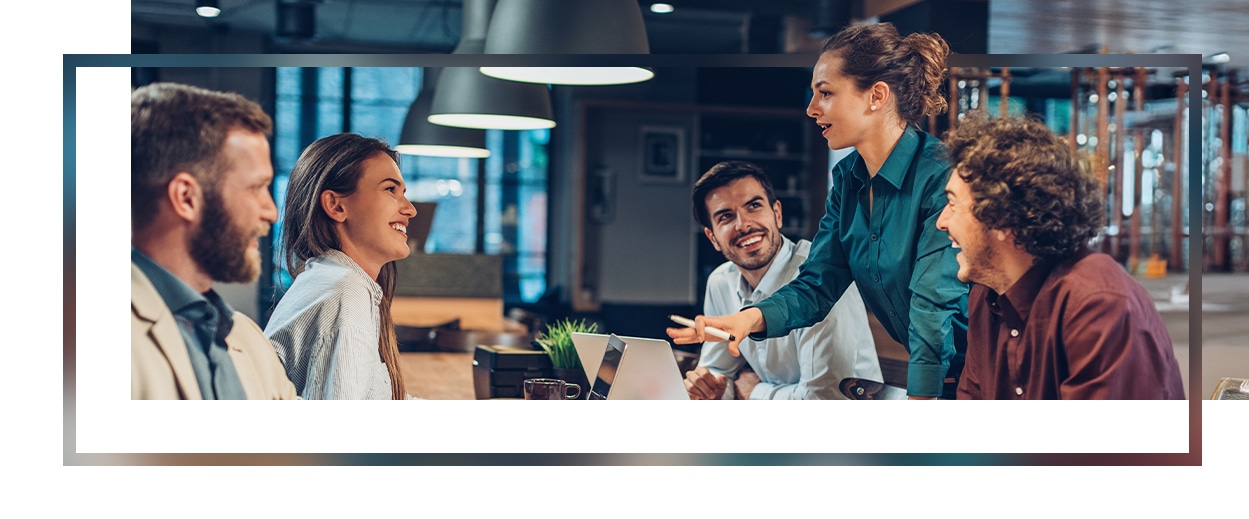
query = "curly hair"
xmin=943 ymin=113 xmax=1104 ymax=261
xmin=822 ymin=22 xmax=949 ymax=126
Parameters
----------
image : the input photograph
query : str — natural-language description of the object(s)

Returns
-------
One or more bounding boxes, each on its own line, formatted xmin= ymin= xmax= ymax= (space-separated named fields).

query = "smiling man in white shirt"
xmin=681 ymin=161 xmax=882 ymax=399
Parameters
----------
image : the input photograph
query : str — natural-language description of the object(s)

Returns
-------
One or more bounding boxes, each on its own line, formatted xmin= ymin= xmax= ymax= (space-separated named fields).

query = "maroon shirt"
xmin=957 ymin=248 xmax=1185 ymax=400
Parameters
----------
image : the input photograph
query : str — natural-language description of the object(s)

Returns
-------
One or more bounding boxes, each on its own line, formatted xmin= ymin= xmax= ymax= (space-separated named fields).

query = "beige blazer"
xmin=131 ymin=263 xmax=300 ymax=399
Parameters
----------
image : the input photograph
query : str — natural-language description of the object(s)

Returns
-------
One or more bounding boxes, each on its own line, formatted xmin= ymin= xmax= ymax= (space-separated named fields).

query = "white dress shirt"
xmin=265 ymin=249 xmax=393 ymax=400
xmin=699 ymin=237 xmax=882 ymax=399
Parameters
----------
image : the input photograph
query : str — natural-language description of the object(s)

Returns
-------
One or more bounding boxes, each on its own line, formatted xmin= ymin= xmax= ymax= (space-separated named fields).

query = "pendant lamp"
xmin=196 ymin=0 xmax=220 ymax=18
xmin=428 ymin=0 xmax=555 ymax=130
xmin=397 ymin=68 xmax=490 ymax=158
xmin=480 ymin=0 xmax=653 ymax=86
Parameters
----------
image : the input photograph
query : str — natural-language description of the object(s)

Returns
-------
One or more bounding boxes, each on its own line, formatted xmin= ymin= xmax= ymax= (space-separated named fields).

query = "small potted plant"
xmin=533 ymin=318 xmax=597 ymax=399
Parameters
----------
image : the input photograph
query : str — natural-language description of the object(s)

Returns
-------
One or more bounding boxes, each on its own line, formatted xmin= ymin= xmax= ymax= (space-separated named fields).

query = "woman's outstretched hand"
xmin=665 ymin=308 xmax=765 ymax=356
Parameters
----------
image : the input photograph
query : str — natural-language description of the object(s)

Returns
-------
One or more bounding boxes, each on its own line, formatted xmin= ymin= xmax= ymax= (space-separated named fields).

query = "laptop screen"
xmin=575 ymin=332 xmax=689 ymax=400
xmin=588 ymin=334 xmax=626 ymax=400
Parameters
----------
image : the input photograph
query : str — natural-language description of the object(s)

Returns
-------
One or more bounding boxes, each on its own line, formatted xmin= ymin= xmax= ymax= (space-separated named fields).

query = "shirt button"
xmin=874 ymin=275 xmax=881 ymax=282
xmin=1010 ymin=329 xmax=1019 ymax=337
xmin=1015 ymin=387 xmax=1023 ymax=396
xmin=870 ymin=234 xmax=878 ymax=241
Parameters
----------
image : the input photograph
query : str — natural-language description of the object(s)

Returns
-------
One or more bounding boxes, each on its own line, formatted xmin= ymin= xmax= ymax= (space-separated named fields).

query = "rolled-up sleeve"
xmin=905 ymin=188 xmax=968 ymax=396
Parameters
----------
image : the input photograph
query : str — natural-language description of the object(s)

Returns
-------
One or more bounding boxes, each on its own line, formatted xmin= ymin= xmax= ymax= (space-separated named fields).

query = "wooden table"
xmin=400 ymin=352 xmax=477 ymax=400
xmin=400 ymin=327 xmax=910 ymax=399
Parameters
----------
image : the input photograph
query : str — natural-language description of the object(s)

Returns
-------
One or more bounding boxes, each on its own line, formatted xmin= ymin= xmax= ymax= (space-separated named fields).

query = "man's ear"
xmin=998 ymin=229 xmax=1026 ymax=250
xmin=320 ymin=189 xmax=348 ymax=223
xmin=166 ymin=172 xmax=201 ymax=223
xmin=703 ymin=227 xmax=721 ymax=252
xmin=772 ymin=199 xmax=783 ymax=230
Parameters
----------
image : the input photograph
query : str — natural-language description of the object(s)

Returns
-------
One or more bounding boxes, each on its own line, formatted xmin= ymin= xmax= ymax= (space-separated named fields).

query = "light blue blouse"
xmin=264 ymin=249 xmax=393 ymax=400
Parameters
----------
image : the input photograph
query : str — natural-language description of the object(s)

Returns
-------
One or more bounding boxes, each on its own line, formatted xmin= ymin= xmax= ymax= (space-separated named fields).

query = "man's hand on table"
xmin=684 ymin=366 xmax=728 ymax=400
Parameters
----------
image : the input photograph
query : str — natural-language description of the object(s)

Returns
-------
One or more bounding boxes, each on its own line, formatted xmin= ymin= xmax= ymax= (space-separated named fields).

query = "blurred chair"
xmin=432 ymin=329 xmax=535 ymax=353
xmin=395 ymin=319 xmax=459 ymax=352
xmin=1210 ymin=377 xmax=1249 ymax=400
xmin=395 ymin=324 xmax=438 ymax=352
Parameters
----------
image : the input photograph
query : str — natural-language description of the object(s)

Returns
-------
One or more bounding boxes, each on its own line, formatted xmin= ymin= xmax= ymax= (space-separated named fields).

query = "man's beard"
xmin=189 ymin=188 xmax=266 ymax=284
xmin=962 ymin=228 xmax=1005 ymax=291
xmin=723 ymin=227 xmax=781 ymax=272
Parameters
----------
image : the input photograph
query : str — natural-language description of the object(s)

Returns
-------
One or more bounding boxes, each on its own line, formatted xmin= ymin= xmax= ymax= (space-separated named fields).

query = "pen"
xmin=669 ymin=314 xmax=736 ymax=342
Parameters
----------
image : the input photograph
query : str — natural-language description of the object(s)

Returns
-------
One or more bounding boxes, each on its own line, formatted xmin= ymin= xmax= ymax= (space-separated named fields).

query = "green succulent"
xmin=534 ymin=318 xmax=598 ymax=370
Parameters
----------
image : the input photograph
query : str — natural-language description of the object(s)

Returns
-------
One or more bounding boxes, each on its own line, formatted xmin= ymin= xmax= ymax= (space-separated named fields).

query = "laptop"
xmin=571 ymin=332 xmax=689 ymax=400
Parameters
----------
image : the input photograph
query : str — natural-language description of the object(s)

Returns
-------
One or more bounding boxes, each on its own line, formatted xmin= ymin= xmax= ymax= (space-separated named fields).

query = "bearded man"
xmin=131 ymin=82 xmax=298 ymax=399
xmin=681 ymin=161 xmax=881 ymax=399
xmin=937 ymin=114 xmax=1183 ymax=399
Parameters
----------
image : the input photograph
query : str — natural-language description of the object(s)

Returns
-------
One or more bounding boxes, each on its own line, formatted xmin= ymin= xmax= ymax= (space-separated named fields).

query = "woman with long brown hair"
xmin=265 ymin=133 xmax=416 ymax=400
xmin=670 ymin=22 xmax=968 ymax=399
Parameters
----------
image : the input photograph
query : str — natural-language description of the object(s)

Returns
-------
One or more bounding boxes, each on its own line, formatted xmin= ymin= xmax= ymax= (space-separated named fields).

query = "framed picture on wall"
xmin=639 ymin=126 xmax=685 ymax=184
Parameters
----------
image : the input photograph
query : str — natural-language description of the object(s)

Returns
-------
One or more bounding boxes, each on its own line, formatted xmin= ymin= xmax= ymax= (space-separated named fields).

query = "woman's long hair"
xmin=282 ymin=133 xmax=406 ymax=400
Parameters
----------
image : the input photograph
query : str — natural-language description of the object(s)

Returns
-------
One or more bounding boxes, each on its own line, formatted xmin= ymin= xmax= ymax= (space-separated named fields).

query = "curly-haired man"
xmin=936 ymin=114 xmax=1183 ymax=399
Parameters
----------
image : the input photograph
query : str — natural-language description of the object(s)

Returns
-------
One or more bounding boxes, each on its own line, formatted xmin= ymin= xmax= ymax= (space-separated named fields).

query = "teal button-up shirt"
xmin=750 ymin=127 xmax=968 ymax=397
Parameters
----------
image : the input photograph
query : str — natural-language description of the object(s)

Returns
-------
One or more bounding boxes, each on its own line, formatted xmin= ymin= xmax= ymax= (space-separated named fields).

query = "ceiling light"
xmin=397 ymin=69 xmax=490 ymax=158
xmin=428 ymin=65 xmax=556 ymax=130
xmin=196 ymin=0 xmax=220 ymax=18
xmin=1208 ymin=52 xmax=1230 ymax=64
xmin=479 ymin=67 xmax=654 ymax=86
xmin=427 ymin=0 xmax=555 ymax=130
xmin=395 ymin=143 xmax=491 ymax=158
xmin=650 ymin=3 xmax=674 ymax=14
xmin=481 ymin=0 xmax=653 ymax=86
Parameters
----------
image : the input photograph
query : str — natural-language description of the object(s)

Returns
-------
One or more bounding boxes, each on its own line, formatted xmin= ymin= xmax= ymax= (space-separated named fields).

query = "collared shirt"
xmin=264 ymin=249 xmax=393 ymax=400
xmin=750 ymin=127 xmax=968 ymax=397
xmin=131 ymin=248 xmax=248 ymax=400
xmin=958 ymin=248 xmax=1185 ymax=400
xmin=700 ymin=237 xmax=880 ymax=399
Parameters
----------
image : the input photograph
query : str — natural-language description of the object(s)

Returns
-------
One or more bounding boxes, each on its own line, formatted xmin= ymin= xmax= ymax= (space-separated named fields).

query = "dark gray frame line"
xmin=64 ymin=53 xmax=1202 ymax=466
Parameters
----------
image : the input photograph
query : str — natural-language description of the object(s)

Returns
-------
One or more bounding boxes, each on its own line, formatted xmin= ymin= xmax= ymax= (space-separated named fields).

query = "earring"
xmin=870 ymin=105 xmax=877 ymax=111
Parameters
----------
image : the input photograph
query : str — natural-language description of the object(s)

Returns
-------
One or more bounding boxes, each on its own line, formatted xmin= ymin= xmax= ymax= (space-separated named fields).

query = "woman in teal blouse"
xmin=669 ymin=22 xmax=967 ymax=399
